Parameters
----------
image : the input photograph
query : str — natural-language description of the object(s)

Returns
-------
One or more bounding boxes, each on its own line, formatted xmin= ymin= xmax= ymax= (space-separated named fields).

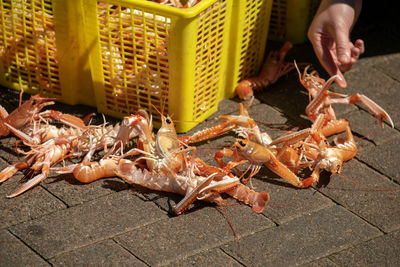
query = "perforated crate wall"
xmin=83 ymin=0 xmax=273 ymax=132
xmin=84 ymin=0 xmax=233 ymax=132
xmin=225 ymin=0 xmax=273 ymax=96
xmin=0 ymin=0 xmax=95 ymax=106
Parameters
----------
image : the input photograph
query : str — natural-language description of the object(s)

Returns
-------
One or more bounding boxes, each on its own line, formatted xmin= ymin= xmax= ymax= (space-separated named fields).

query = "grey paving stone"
xmin=247 ymin=103 xmax=300 ymax=140
xmin=50 ymin=239 xmax=146 ymax=266
xmin=344 ymin=110 xmax=399 ymax=147
xmin=247 ymin=102 xmax=288 ymax=124
xmin=115 ymin=205 xmax=274 ymax=266
xmin=209 ymin=98 xmax=247 ymax=119
xmin=9 ymin=191 xmax=166 ymax=259
xmin=356 ymin=136 xmax=400 ymax=184
xmin=222 ymin=205 xmax=382 ymax=266
xmin=0 ymin=229 xmax=50 ymax=266
xmin=42 ymin=173 xmax=130 ymax=207
xmin=251 ymin=178 xmax=334 ymax=225
xmin=167 ymin=248 xmax=242 ymax=267
xmin=328 ymin=230 xmax=400 ymax=266
xmin=257 ymin=73 xmax=312 ymax=127
xmin=302 ymin=257 xmax=339 ymax=267
xmin=375 ymin=53 xmax=400 ymax=82
xmin=317 ymin=159 xmax=400 ymax=233
xmin=0 ymin=136 xmax=18 ymax=161
xmin=188 ymin=133 xmax=236 ymax=164
xmin=344 ymin=67 xmax=400 ymax=129
xmin=190 ymin=100 xmax=291 ymax=141
xmin=355 ymin=54 xmax=399 ymax=69
xmin=183 ymin=98 xmax=241 ymax=137
xmin=0 ymin=160 xmax=66 ymax=229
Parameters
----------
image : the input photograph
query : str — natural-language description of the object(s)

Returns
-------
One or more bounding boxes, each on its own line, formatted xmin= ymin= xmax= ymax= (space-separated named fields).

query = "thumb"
xmin=334 ymin=28 xmax=351 ymax=65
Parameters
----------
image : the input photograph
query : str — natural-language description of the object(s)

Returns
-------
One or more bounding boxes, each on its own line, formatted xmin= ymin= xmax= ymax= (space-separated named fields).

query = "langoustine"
xmin=48 ymin=110 xmax=269 ymax=214
xmin=236 ymin=42 xmax=298 ymax=100
xmin=295 ymin=63 xmax=394 ymax=128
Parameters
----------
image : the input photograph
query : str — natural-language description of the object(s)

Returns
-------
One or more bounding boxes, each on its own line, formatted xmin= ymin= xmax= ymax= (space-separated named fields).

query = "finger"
xmin=338 ymin=46 xmax=358 ymax=72
xmin=319 ymin=45 xmax=347 ymax=88
xmin=339 ymin=62 xmax=353 ymax=73
xmin=338 ymin=43 xmax=362 ymax=72
xmin=309 ymin=35 xmax=338 ymax=76
xmin=309 ymin=34 xmax=346 ymax=87
xmin=354 ymin=39 xmax=365 ymax=54
xmin=334 ymin=29 xmax=351 ymax=65
xmin=350 ymin=45 xmax=361 ymax=61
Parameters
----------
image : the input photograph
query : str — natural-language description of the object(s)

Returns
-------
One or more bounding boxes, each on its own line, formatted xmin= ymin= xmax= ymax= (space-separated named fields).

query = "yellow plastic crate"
xmin=268 ymin=0 xmax=320 ymax=44
xmin=0 ymin=0 xmax=95 ymax=106
xmin=83 ymin=0 xmax=272 ymax=132
xmin=225 ymin=0 xmax=273 ymax=97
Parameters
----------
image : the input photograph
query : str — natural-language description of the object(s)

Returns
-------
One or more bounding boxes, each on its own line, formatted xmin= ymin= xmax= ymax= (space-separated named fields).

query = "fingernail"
xmin=336 ymin=76 xmax=346 ymax=88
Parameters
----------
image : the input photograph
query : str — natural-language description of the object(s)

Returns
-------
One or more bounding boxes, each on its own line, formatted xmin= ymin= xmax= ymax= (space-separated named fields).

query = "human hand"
xmin=308 ymin=0 xmax=364 ymax=88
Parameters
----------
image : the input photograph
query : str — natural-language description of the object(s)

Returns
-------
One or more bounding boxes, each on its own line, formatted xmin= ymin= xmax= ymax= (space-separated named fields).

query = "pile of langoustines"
xmin=0 ymin=53 xmax=393 ymax=215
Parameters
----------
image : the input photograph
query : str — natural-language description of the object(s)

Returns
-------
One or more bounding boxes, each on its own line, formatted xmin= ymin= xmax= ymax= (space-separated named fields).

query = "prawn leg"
xmin=327 ymin=93 xmax=394 ymax=128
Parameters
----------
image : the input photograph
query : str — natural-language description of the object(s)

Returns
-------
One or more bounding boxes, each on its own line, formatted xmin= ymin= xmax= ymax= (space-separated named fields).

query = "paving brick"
xmin=183 ymin=98 xmax=241 ymax=137
xmin=344 ymin=110 xmax=399 ymax=147
xmin=317 ymin=159 xmax=400 ymax=233
xmin=221 ymin=205 xmax=382 ymax=266
xmin=137 ymin=186 xmax=187 ymax=214
xmin=50 ymin=239 xmax=146 ymax=266
xmin=42 ymin=173 xmax=130 ymax=207
xmin=247 ymin=103 xmax=299 ymax=140
xmin=0 ymin=87 xmax=29 ymax=111
xmin=0 ymin=229 xmax=50 ymax=266
xmin=190 ymin=133 xmax=236 ymax=164
xmin=302 ymin=257 xmax=339 ymax=267
xmin=328 ymin=230 xmax=400 ymax=266
xmin=0 ymin=160 xmax=66 ymax=229
xmin=356 ymin=136 xmax=400 ymax=184
xmin=247 ymin=102 xmax=288 ymax=124
xmin=9 ymin=191 xmax=166 ymax=259
xmin=115 ymin=205 xmax=274 ymax=266
xmin=375 ymin=54 xmax=400 ymax=82
xmin=0 ymin=8 xmax=399 ymax=265
xmin=213 ymin=98 xmax=250 ymax=118
xmin=0 ymin=136 xmax=19 ymax=162
xmin=250 ymin=178 xmax=334 ymax=225
xmin=167 ymin=248 xmax=242 ymax=267
xmin=344 ymin=67 xmax=400 ymax=129
xmin=258 ymin=74 xmax=312 ymax=127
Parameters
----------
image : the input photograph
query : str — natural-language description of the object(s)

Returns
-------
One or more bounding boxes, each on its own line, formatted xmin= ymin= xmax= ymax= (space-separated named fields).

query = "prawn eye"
xmin=166 ymin=118 xmax=172 ymax=124
xmin=238 ymin=140 xmax=246 ymax=147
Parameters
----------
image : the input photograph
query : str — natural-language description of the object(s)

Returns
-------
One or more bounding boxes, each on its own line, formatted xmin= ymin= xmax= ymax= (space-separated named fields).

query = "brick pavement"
xmin=1 ymin=5 xmax=400 ymax=266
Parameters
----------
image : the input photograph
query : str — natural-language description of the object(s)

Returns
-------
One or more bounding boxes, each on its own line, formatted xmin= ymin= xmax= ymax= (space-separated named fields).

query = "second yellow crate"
xmin=82 ymin=0 xmax=272 ymax=132
xmin=225 ymin=0 xmax=273 ymax=97
xmin=268 ymin=0 xmax=320 ymax=44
